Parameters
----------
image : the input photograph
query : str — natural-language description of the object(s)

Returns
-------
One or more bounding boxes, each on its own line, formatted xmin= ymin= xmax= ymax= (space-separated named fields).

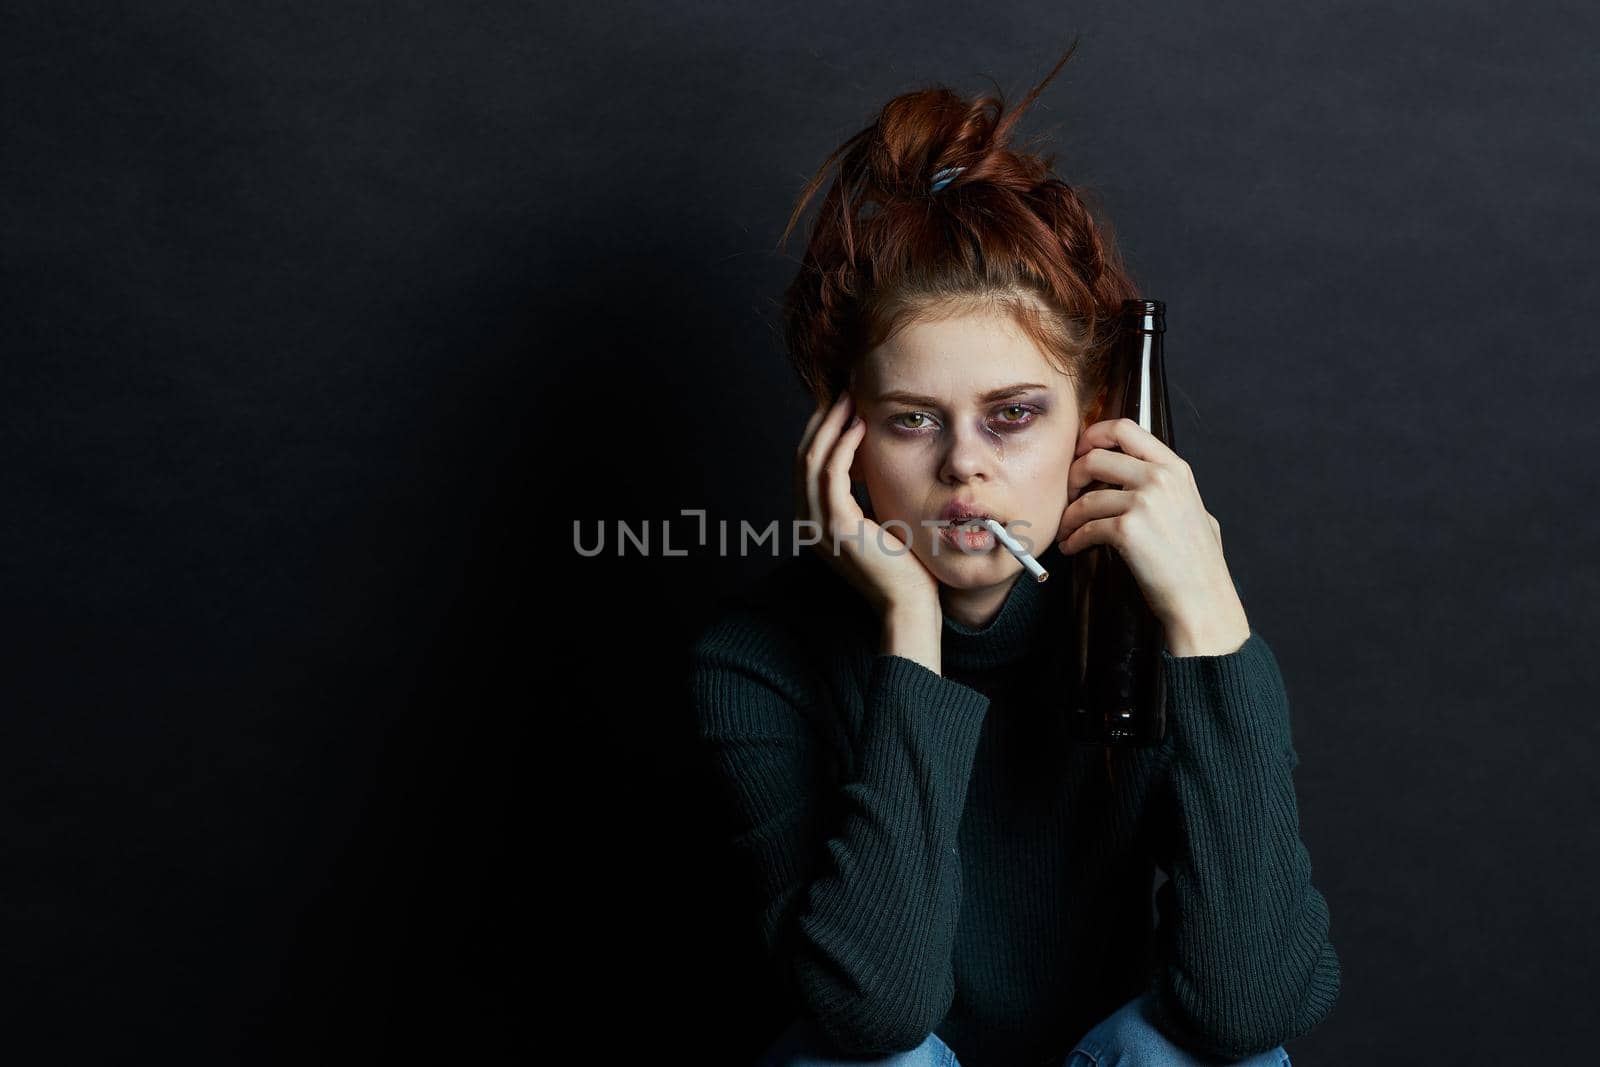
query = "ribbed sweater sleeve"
xmin=1140 ymin=631 xmax=1342 ymax=1059
xmin=690 ymin=612 xmax=991 ymax=1055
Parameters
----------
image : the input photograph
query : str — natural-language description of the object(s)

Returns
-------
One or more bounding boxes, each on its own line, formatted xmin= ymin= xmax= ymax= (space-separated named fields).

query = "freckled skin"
xmin=848 ymin=306 xmax=1084 ymax=630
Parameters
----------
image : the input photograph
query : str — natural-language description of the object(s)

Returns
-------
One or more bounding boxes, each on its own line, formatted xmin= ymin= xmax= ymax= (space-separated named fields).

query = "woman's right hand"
xmin=794 ymin=390 xmax=943 ymax=622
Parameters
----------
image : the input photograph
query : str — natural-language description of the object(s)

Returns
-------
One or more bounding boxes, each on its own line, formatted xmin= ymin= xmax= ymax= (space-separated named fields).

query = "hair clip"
xmin=929 ymin=165 xmax=966 ymax=193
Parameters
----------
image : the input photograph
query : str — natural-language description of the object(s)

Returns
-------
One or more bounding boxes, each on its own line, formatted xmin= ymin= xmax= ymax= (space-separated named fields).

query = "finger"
xmin=1056 ymin=486 xmax=1133 ymax=544
xmin=1068 ymin=447 xmax=1146 ymax=501
xmin=796 ymin=392 xmax=850 ymax=514
xmin=823 ymin=416 xmax=866 ymax=541
xmin=797 ymin=394 xmax=834 ymax=458
xmin=1075 ymin=416 xmax=1183 ymax=467
xmin=1059 ymin=514 xmax=1118 ymax=555
xmin=805 ymin=393 xmax=856 ymax=526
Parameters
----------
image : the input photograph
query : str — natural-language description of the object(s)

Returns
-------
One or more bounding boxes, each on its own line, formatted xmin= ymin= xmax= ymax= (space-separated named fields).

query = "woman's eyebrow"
xmin=873 ymin=383 xmax=1051 ymax=405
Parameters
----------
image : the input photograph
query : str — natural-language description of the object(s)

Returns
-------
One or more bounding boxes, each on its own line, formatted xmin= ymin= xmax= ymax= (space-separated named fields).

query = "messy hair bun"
xmin=778 ymin=40 xmax=1139 ymax=422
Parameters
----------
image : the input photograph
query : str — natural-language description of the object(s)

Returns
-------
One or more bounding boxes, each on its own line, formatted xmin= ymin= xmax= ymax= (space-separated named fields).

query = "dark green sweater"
xmin=688 ymin=543 xmax=1340 ymax=1066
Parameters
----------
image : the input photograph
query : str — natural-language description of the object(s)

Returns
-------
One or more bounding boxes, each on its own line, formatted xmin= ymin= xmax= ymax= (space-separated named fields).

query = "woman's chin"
xmin=922 ymin=548 xmax=1013 ymax=589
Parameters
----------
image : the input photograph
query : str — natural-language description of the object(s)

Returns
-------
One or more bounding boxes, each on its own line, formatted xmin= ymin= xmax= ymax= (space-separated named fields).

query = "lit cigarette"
xmin=965 ymin=517 xmax=1048 ymax=582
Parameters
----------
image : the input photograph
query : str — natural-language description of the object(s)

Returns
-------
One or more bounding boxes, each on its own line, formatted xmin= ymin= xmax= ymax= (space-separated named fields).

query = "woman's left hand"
xmin=1056 ymin=417 xmax=1251 ymax=657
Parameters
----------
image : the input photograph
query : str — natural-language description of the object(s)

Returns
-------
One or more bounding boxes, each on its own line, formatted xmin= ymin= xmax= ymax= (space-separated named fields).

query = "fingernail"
xmin=849 ymin=415 xmax=862 ymax=428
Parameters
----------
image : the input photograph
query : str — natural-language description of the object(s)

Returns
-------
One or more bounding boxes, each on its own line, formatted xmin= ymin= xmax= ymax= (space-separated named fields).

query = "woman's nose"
xmin=938 ymin=417 xmax=1003 ymax=481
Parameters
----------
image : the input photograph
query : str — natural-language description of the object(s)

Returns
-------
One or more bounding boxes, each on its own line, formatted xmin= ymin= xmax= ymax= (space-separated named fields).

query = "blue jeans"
xmin=755 ymin=992 xmax=1291 ymax=1066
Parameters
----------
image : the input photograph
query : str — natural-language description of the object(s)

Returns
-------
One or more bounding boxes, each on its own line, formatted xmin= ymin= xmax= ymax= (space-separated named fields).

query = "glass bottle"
xmin=1068 ymin=299 xmax=1173 ymax=752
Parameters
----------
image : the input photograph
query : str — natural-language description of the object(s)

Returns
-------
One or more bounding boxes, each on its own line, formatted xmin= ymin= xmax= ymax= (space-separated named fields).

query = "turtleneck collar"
xmin=781 ymin=541 xmax=1070 ymax=674
xmin=940 ymin=543 xmax=1068 ymax=673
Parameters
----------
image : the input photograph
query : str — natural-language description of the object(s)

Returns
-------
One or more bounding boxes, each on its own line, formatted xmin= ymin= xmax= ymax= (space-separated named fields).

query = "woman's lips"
xmin=936 ymin=518 xmax=996 ymax=553
xmin=937 ymin=502 xmax=999 ymax=525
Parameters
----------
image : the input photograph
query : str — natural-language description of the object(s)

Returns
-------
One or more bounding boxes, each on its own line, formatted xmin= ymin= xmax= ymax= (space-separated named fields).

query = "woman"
xmin=690 ymin=45 xmax=1340 ymax=1067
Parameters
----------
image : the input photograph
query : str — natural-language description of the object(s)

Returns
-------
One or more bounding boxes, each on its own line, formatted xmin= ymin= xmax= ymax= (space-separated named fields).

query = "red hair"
xmin=777 ymin=41 xmax=1140 ymax=422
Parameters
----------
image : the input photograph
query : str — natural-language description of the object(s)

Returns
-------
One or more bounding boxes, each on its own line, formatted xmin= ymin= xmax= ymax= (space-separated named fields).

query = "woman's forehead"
xmin=860 ymin=319 xmax=1071 ymax=399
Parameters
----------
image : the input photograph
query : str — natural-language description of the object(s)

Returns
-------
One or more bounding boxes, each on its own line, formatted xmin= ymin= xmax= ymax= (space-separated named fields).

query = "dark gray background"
xmin=5 ymin=1 xmax=1596 ymax=1062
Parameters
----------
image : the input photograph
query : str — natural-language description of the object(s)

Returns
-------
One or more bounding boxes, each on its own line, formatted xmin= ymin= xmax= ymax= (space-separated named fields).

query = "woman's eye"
xmin=993 ymin=404 xmax=1038 ymax=428
xmin=891 ymin=412 xmax=934 ymax=430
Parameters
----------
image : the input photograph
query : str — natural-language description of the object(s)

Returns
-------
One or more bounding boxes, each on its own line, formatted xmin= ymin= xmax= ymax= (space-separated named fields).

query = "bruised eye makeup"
xmin=887 ymin=401 xmax=1046 ymax=434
